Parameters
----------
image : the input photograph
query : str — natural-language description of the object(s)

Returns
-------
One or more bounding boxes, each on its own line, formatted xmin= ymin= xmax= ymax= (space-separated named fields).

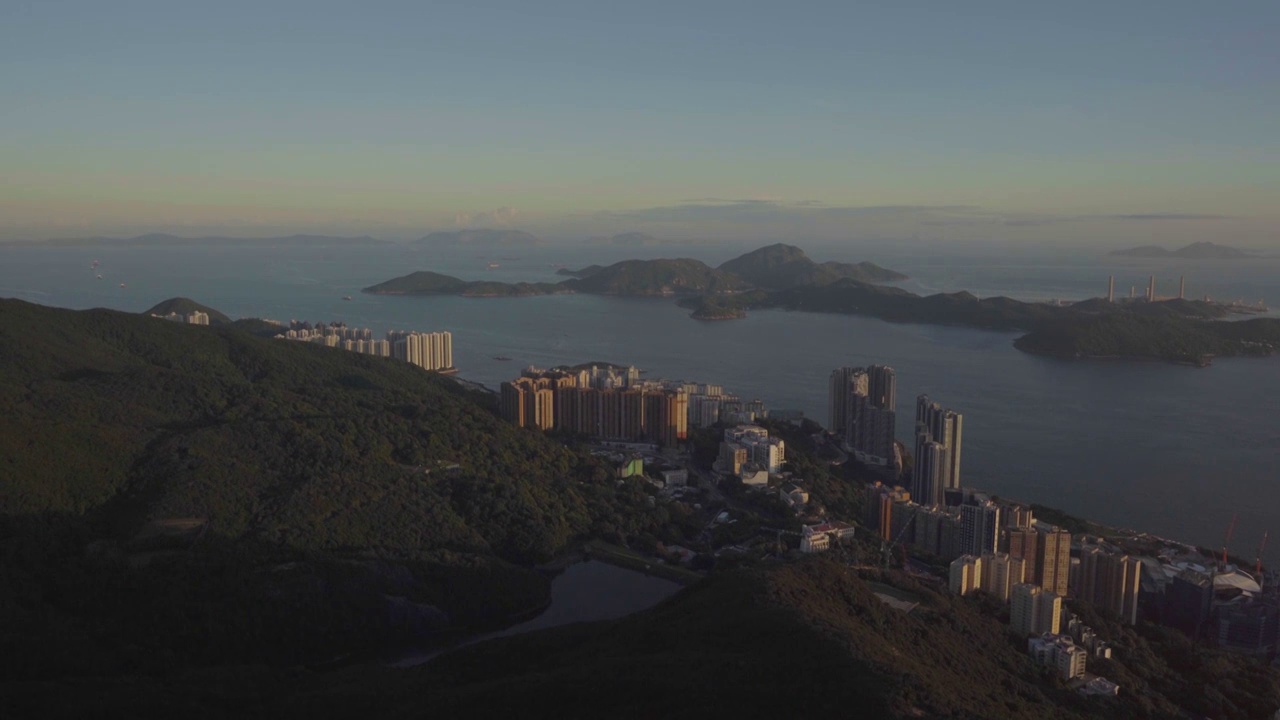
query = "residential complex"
xmin=277 ymin=321 xmax=453 ymax=371
xmin=153 ymin=310 xmax=210 ymax=325
xmin=912 ymin=395 xmax=963 ymax=506
xmin=500 ymin=365 xmax=690 ymax=446
xmin=828 ymin=365 xmax=897 ymax=468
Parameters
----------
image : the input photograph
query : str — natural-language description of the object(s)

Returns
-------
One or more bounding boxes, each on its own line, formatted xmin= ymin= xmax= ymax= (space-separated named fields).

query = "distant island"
xmin=368 ymin=243 xmax=908 ymax=299
xmin=413 ymin=229 xmax=542 ymax=247
xmin=362 ymin=270 xmax=566 ymax=297
xmin=364 ymin=242 xmax=1280 ymax=365
xmin=681 ymin=283 xmax=1280 ymax=365
xmin=11 ymin=233 xmax=393 ymax=247
xmin=1110 ymin=241 xmax=1249 ymax=259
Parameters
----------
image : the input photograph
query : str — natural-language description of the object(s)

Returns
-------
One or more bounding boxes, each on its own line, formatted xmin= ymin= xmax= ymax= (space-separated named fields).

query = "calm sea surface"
xmin=2 ymin=242 xmax=1278 ymax=563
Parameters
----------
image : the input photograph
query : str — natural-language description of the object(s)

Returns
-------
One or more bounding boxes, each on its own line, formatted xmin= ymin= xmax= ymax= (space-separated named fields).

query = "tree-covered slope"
xmin=362 ymin=270 xmax=563 ymax=296
xmin=718 ymin=243 xmax=907 ymax=288
xmin=0 ymin=298 xmax=669 ymax=675
xmin=20 ymin=557 xmax=1274 ymax=719
xmin=561 ymin=258 xmax=747 ymax=295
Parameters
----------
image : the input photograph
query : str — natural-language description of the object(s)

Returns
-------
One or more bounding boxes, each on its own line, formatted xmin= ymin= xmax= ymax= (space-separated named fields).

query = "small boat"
xmin=96 ymin=274 xmax=103 ymax=280
xmin=119 ymin=283 xmax=126 ymax=288
xmin=91 ymin=260 xmax=99 ymax=269
xmin=342 ymin=295 xmax=353 ymax=301
xmin=493 ymin=356 xmax=513 ymax=361
xmin=487 ymin=262 xmax=500 ymax=269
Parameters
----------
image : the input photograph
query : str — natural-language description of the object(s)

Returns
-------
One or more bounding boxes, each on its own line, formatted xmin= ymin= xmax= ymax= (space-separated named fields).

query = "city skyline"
xmin=2 ymin=2 xmax=1278 ymax=245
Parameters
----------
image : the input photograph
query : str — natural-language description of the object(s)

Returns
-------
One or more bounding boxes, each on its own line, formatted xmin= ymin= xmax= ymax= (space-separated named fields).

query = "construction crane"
xmin=882 ymin=504 xmax=922 ymax=569
xmin=1256 ymin=530 xmax=1269 ymax=575
xmin=1222 ymin=513 xmax=1239 ymax=568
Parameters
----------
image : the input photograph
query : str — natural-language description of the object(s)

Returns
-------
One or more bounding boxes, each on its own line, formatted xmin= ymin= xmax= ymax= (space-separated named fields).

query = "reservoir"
xmin=394 ymin=560 xmax=683 ymax=666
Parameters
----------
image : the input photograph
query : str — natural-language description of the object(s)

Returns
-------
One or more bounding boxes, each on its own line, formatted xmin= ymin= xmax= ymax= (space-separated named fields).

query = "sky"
xmin=2 ymin=0 xmax=1278 ymax=246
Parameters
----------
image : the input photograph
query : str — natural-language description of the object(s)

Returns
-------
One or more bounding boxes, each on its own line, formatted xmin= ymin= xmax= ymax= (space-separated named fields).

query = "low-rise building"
xmin=1027 ymin=633 xmax=1087 ymax=681
xmin=800 ymin=521 xmax=856 ymax=553
xmin=739 ymin=463 xmax=769 ymax=487
xmin=660 ymin=469 xmax=688 ymax=488
xmin=779 ymin=483 xmax=809 ymax=510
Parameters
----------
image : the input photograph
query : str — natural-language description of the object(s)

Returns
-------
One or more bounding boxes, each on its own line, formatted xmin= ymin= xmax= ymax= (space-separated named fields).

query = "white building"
xmin=800 ymin=521 xmax=856 ymax=553
xmin=660 ymin=469 xmax=688 ymax=487
xmin=1027 ymin=634 xmax=1088 ymax=681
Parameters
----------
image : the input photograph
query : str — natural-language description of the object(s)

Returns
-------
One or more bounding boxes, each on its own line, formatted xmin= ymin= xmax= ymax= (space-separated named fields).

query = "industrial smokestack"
xmin=1108 ymin=275 xmax=1115 ymax=303
xmin=1148 ymin=275 xmax=1156 ymax=302
xmin=1179 ymin=276 xmax=1185 ymax=300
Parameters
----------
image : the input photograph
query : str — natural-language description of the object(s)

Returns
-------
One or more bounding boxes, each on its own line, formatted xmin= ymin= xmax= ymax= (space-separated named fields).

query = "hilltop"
xmin=143 ymin=297 xmax=233 ymax=324
xmin=718 ymin=243 xmax=908 ymax=288
xmin=362 ymin=270 xmax=564 ymax=297
xmin=1111 ymin=241 xmax=1249 ymax=259
xmin=561 ymin=258 xmax=747 ymax=295
xmin=414 ymin=229 xmax=542 ymax=247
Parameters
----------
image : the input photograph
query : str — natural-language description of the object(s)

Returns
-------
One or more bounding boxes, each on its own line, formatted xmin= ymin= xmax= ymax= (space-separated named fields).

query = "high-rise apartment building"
xmin=959 ymin=501 xmax=1001 ymax=556
xmin=830 ymin=365 xmax=897 ymax=466
xmin=1037 ymin=528 xmax=1072 ymax=597
xmin=1007 ymin=529 xmax=1039 ymax=588
xmin=949 ymin=554 xmax=984 ymax=596
xmin=913 ymin=395 xmax=962 ymax=504
xmin=981 ymin=552 xmax=1026 ymax=602
xmin=1075 ymin=546 xmax=1142 ymax=625
xmin=1011 ymin=583 xmax=1062 ymax=636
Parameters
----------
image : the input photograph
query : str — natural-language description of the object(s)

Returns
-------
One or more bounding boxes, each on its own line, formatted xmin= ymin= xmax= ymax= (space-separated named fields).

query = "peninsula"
xmin=680 ymin=283 xmax=1280 ymax=365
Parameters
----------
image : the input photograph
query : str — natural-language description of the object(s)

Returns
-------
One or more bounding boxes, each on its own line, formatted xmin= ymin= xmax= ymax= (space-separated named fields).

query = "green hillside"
xmin=362 ymin=270 xmax=563 ymax=296
xmin=9 ymin=557 xmax=1276 ymax=718
xmin=0 ymin=298 xmax=666 ymax=676
xmin=718 ymin=243 xmax=908 ymax=288
xmin=561 ymin=258 xmax=747 ymax=295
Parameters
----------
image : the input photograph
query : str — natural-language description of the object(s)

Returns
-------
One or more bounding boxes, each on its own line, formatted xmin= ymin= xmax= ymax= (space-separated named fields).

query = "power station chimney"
xmin=1148 ymin=275 xmax=1156 ymax=302
xmin=1179 ymin=276 xmax=1185 ymax=300
xmin=1108 ymin=275 xmax=1115 ymax=303
xmin=1130 ymin=285 xmax=1135 ymax=299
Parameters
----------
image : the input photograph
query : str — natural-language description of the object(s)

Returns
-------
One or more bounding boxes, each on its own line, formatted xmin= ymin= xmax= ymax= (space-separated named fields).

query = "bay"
xmin=2 ymin=241 xmax=1277 ymax=564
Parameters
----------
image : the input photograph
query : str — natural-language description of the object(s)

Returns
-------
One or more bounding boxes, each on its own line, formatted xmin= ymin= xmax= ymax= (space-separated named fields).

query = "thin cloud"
xmin=454 ymin=206 xmax=521 ymax=227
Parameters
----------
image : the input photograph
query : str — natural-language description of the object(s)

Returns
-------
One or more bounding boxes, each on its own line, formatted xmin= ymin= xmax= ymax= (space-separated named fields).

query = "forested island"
xmin=680 ymin=284 xmax=1280 ymax=366
xmin=363 ymin=243 xmax=907 ymax=298
xmin=1 ymin=298 xmax=1277 ymax=718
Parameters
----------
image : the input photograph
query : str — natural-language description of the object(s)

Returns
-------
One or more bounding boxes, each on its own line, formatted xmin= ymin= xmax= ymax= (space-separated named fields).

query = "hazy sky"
xmin=2 ymin=1 xmax=1277 ymax=245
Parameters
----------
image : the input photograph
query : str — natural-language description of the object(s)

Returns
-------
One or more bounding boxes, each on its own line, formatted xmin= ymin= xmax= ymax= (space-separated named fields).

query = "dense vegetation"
xmin=1015 ymin=313 xmax=1280 ymax=363
xmin=0 ymin=298 xmax=670 ymax=676
xmin=362 ymin=270 xmax=565 ymax=296
xmin=717 ymin=242 xmax=908 ymax=288
xmin=367 ymin=244 xmax=906 ymax=299
xmin=681 ymin=280 xmax=1280 ymax=364
xmin=13 ymin=557 xmax=1274 ymax=718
